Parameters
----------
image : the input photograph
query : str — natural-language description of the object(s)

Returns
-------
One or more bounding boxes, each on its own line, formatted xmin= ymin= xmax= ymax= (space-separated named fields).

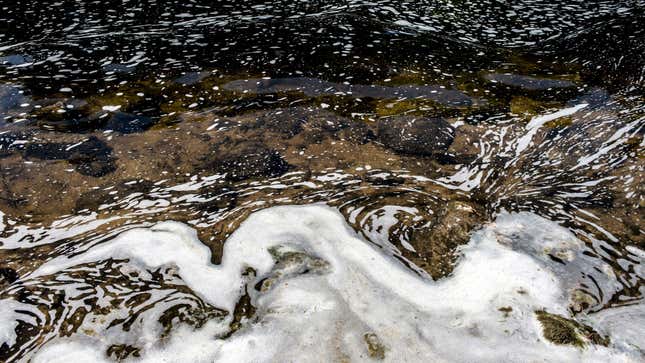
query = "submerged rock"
xmin=23 ymin=136 xmax=116 ymax=177
xmin=0 ymin=84 xmax=31 ymax=121
xmin=485 ymin=73 xmax=577 ymax=91
xmin=0 ymin=131 xmax=32 ymax=157
xmin=174 ymin=71 xmax=211 ymax=86
xmin=103 ymin=112 xmax=154 ymax=134
xmin=33 ymin=99 xmax=102 ymax=132
xmin=0 ymin=54 xmax=33 ymax=66
xmin=377 ymin=116 xmax=455 ymax=156
xmin=0 ymin=267 xmax=19 ymax=290
xmin=364 ymin=332 xmax=386 ymax=360
xmin=249 ymin=108 xmax=307 ymax=137
xmin=224 ymin=77 xmax=475 ymax=107
xmin=101 ymin=63 xmax=136 ymax=74
xmin=205 ymin=141 xmax=290 ymax=182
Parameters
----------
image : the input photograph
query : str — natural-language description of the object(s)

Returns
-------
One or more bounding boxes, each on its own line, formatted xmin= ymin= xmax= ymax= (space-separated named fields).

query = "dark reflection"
xmin=1 ymin=0 xmax=642 ymax=130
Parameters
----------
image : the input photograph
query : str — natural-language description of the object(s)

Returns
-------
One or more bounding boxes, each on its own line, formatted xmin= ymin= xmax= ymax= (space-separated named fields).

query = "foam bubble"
xmin=5 ymin=205 xmax=640 ymax=362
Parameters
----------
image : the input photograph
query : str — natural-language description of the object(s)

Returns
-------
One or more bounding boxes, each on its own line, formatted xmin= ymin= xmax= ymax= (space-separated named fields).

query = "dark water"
xmin=0 ymin=1 xmax=644 ymax=361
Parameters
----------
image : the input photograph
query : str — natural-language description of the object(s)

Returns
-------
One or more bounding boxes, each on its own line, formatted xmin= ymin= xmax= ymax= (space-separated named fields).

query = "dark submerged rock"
xmin=34 ymin=103 xmax=102 ymax=133
xmin=24 ymin=136 xmax=116 ymax=177
xmin=249 ymin=109 xmax=306 ymax=137
xmin=0 ymin=131 xmax=33 ymax=157
xmin=377 ymin=116 xmax=455 ymax=156
xmin=224 ymin=77 xmax=474 ymax=107
xmin=174 ymin=71 xmax=210 ymax=86
xmin=103 ymin=112 xmax=155 ymax=134
xmin=0 ymin=267 xmax=19 ymax=286
xmin=205 ymin=141 xmax=290 ymax=182
xmin=102 ymin=63 xmax=136 ymax=74
xmin=485 ymin=73 xmax=576 ymax=90
xmin=407 ymin=201 xmax=484 ymax=280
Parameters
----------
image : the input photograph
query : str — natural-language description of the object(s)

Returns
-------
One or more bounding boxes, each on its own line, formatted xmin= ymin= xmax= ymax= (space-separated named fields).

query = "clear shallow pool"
xmin=0 ymin=1 xmax=643 ymax=361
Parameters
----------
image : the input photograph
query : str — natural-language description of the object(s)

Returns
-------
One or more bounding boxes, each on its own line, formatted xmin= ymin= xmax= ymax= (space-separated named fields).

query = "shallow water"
xmin=0 ymin=1 xmax=644 ymax=362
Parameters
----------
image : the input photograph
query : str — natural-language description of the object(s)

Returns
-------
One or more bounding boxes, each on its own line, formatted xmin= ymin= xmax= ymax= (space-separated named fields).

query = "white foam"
xmin=0 ymin=210 xmax=5 ymax=233
xmin=516 ymin=103 xmax=588 ymax=156
xmin=0 ymin=300 xmax=31 ymax=347
xmin=525 ymin=103 xmax=589 ymax=130
xmin=10 ymin=205 xmax=641 ymax=362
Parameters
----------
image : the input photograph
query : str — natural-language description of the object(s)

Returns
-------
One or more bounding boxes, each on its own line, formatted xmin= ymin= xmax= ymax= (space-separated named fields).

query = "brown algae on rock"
xmin=535 ymin=311 xmax=610 ymax=348
xmin=364 ymin=332 xmax=386 ymax=360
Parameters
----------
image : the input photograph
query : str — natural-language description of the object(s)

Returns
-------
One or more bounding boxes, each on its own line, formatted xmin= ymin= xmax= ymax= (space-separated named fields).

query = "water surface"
xmin=0 ymin=1 xmax=644 ymax=361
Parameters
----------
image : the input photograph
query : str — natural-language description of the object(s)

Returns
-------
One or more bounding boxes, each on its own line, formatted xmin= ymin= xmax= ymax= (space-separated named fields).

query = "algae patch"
xmin=535 ymin=311 xmax=609 ymax=348
xmin=364 ymin=332 xmax=386 ymax=360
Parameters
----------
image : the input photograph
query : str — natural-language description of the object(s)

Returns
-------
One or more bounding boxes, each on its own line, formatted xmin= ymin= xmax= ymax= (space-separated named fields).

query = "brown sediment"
xmin=509 ymin=96 xmax=562 ymax=118
xmin=0 ymin=106 xmax=461 ymax=225
xmin=225 ymin=268 xmax=257 ymax=337
xmin=0 ymin=86 xmax=641 ymax=293
xmin=406 ymin=201 xmax=486 ymax=279
xmin=107 ymin=344 xmax=141 ymax=360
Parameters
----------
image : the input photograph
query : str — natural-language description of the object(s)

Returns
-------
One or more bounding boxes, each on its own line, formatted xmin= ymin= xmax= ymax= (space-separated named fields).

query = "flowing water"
xmin=0 ymin=1 xmax=644 ymax=362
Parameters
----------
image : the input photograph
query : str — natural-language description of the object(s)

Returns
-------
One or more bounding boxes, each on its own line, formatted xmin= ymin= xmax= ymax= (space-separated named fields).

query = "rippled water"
xmin=0 ymin=1 xmax=644 ymax=362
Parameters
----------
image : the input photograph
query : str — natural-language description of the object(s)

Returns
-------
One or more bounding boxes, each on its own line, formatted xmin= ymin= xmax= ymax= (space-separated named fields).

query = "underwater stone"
xmin=0 ymin=84 xmax=31 ymax=121
xmin=206 ymin=142 xmax=291 ymax=182
xmin=224 ymin=77 xmax=474 ymax=107
xmin=0 ymin=267 xmax=19 ymax=286
xmin=377 ymin=116 xmax=455 ymax=156
xmin=23 ymin=136 xmax=116 ymax=177
xmin=174 ymin=72 xmax=210 ymax=86
xmin=485 ymin=73 xmax=576 ymax=90
xmin=0 ymin=54 xmax=33 ymax=66
xmin=103 ymin=112 xmax=155 ymax=134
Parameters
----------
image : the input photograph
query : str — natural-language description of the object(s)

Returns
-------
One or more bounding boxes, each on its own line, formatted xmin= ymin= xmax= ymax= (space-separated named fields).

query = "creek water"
xmin=0 ymin=1 xmax=643 ymax=362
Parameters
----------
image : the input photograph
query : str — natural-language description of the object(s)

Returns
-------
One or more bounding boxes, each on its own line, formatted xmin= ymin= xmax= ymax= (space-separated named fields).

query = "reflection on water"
xmin=0 ymin=0 xmax=644 ymax=362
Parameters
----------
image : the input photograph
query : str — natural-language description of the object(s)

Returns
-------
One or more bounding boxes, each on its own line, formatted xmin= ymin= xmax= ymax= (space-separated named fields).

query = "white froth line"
xmin=526 ymin=103 xmax=588 ymax=130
